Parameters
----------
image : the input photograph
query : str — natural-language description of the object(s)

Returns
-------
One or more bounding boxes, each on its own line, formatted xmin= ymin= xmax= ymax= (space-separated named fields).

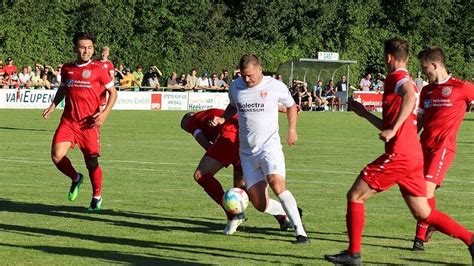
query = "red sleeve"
xmin=464 ymin=81 xmax=474 ymax=102
xmin=99 ymin=66 xmax=113 ymax=88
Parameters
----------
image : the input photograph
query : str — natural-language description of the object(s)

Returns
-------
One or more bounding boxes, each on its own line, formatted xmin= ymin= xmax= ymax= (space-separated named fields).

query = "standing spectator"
xmin=37 ymin=73 xmax=51 ymax=89
xmin=359 ymin=73 xmax=372 ymax=91
xmin=4 ymin=57 xmax=18 ymax=76
xmin=336 ymin=75 xmax=348 ymax=111
xmin=144 ymin=66 xmax=162 ymax=90
xmin=185 ymin=68 xmax=198 ymax=91
xmin=220 ymin=69 xmax=231 ymax=89
xmin=132 ymin=64 xmax=144 ymax=90
xmin=2 ymin=73 xmax=11 ymax=89
xmin=19 ymin=67 xmax=31 ymax=88
xmin=31 ymin=70 xmax=41 ymax=88
xmin=51 ymin=65 xmax=63 ymax=88
xmin=119 ymin=67 xmax=134 ymax=91
xmin=0 ymin=60 xmax=4 ymax=77
xmin=114 ymin=64 xmax=125 ymax=86
xmin=42 ymin=32 xmax=117 ymax=211
xmin=414 ymin=71 xmax=424 ymax=90
xmin=372 ymin=77 xmax=384 ymax=92
xmin=177 ymin=73 xmax=187 ymax=88
xmin=209 ymin=73 xmax=225 ymax=91
xmin=276 ymin=74 xmax=284 ymax=82
xmin=196 ymin=72 xmax=210 ymax=91
xmin=166 ymin=71 xmax=180 ymax=91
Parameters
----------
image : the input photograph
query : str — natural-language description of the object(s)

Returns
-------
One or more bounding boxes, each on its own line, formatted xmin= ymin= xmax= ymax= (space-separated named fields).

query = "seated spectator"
xmin=147 ymin=72 xmax=161 ymax=91
xmin=196 ymin=73 xmax=210 ymax=91
xmin=166 ymin=71 xmax=181 ymax=91
xmin=4 ymin=57 xmax=18 ymax=76
xmin=298 ymin=83 xmax=312 ymax=111
xmin=232 ymin=67 xmax=241 ymax=82
xmin=30 ymin=70 xmax=41 ymax=88
xmin=0 ymin=60 xmax=4 ymax=78
xmin=143 ymin=66 xmax=162 ymax=89
xmin=185 ymin=68 xmax=198 ymax=91
xmin=208 ymin=73 xmax=225 ymax=92
xmin=18 ymin=67 xmax=31 ymax=89
xmin=276 ymin=74 xmax=284 ymax=82
xmin=372 ymin=77 xmax=384 ymax=92
xmin=312 ymin=80 xmax=326 ymax=111
xmin=51 ymin=64 xmax=62 ymax=87
xmin=132 ymin=64 xmax=144 ymax=89
xmin=359 ymin=73 xmax=372 ymax=91
xmin=119 ymin=67 xmax=134 ymax=91
xmin=325 ymin=79 xmax=340 ymax=111
xmin=2 ymin=73 xmax=11 ymax=89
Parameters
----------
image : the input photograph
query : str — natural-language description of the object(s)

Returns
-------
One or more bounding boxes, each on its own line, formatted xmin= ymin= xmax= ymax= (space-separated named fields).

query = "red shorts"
xmin=53 ymin=119 xmax=101 ymax=157
xmin=423 ymin=147 xmax=455 ymax=187
xmin=361 ymin=153 xmax=426 ymax=197
xmin=205 ymin=121 xmax=241 ymax=171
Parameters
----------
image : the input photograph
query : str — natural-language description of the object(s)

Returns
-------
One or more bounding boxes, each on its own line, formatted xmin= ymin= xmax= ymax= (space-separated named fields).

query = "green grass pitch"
xmin=0 ymin=109 xmax=473 ymax=265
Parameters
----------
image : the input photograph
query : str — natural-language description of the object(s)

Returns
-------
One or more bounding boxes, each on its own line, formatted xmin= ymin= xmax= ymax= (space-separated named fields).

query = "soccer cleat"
xmin=87 ymin=197 xmax=102 ymax=211
xmin=68 ymin=173 xmax=84 ymax=201
xmin=412 ymin=238 xmax=425 ymax=251
xmin=223 ymin=212 xmax=245 ymax=235
xmin=293 ymin=235 xmax=310 ymax=244
xmin=425 ymin=225 xmax=436 ymax=242
xmin=324 ymin=250 xmax=361 ymax=265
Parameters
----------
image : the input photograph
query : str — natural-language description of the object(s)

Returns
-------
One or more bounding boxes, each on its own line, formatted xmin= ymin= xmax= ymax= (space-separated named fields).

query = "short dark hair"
xmin=417 ymin=46 xmax=446 ymax=66
xmin=72 ymin=32 xmax=96 ymax=46
xmin=384 ymin=37 xmax=409 ymax=61
xmin=239 ymin=54 xmax=261 ymax=70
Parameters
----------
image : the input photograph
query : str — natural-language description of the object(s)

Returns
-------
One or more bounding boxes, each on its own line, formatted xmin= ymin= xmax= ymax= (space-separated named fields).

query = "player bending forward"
xmin=181 ymin=108 xmax=294 ymax=235
xmin=324 ymin=37 xmax=473 ymax=265
xmin=43 ymin=32 xmax=117 ymax=211
xmin=211 ymin=54 xmax=309 ymax=244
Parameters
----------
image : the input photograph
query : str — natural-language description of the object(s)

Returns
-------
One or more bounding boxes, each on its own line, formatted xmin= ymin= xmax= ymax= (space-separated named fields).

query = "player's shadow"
xmin=0 ymin=223 xmax=320 ymax=263
xmin=400 ymin=257 xmax=463 ymax=265
xmin=0 ymin=243 xmax=200 ymax=265
xmin=0 ymin=126 xmax=51 ymax=132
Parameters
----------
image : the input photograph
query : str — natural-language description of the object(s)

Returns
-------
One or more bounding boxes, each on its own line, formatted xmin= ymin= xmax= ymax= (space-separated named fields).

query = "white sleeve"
xmin=278 ymin=83 xmax=295 ymax=107
xmin=394 ymin=77 xmax=410 ymax=94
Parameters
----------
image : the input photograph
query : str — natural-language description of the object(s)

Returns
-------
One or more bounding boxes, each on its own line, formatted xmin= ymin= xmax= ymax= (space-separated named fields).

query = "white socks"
xmin=264 ymin=198 xmax=286 ymax=216
xmin=278 ymin=190 xmax=307 ymax=237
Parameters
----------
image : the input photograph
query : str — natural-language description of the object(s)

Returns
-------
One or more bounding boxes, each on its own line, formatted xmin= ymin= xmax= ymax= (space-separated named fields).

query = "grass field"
xmin=0 ymin=109 xmax=473 ymax=265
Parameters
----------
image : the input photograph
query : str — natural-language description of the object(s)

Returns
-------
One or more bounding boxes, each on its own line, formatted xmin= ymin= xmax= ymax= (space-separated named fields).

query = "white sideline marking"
xmin=1 ymin=157 xmax=473 ymax=186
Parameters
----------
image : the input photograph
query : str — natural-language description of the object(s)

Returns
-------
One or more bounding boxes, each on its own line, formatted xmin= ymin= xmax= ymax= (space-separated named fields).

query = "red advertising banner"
xmin=151 ymin=93 xmax=162 ymax=110
xmin=353 ymin=91 xmax=383 ymax=111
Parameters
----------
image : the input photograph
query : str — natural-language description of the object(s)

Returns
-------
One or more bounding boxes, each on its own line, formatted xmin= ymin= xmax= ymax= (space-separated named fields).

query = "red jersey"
xmin=4 ymin=65 xmax=18 ymax=76
xmin=60 ymin=60 xmax=114 ymax=123
xmin=95 ymin=59 xmax=115 ymax=76
xmin=419 ymin=76 xmax=474 ymax=151
xmin=382 ymin=68 xmax=422 ymax=158
xmin=188 ymin=108 xmax=238 ymax=142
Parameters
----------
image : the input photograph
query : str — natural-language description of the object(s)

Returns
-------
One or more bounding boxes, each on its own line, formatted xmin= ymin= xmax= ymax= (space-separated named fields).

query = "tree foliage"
xmin=0 ymin=0 xmax=472 ymax=81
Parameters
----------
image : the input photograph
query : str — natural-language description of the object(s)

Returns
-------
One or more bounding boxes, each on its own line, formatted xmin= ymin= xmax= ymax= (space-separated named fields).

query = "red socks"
xmin=415 ymin=197 xmax=436 ymax=240
xmin=196 ymin=174 xmax=231 ymax=218
xmin=347 ymin=201 xmax=365 ymax=254
xmin=423 ymin=209 xmax=473 ymax=246
xmin=88 ymin=166 xmax=103 ymax=198
xmin=54 ymin=157 xmax=77 ymax=181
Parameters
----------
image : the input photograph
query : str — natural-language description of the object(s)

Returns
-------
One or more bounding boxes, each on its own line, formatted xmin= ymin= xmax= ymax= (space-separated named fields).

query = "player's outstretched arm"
xmin=348 ymin=99 xmax=383 ymax=130
xmin=43 ymin=85 xmax=66 ymax=119
xmin=286 ymin=104 xmax=298 ymax=146
xmin=380 ymin=81 xmax=417 ymax=142
xmin=92 ymin=86 xmax=118 ymax=127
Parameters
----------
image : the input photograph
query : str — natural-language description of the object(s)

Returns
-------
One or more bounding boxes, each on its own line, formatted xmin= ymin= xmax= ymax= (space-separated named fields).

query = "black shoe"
xmin=87 ymin=197 xmax=102 ymax=211
xmin=293 ymin=235 xmax=310 ymax=244
xmin=324 ymin=250 xmax=361 ymax=265
xmin=412 ymin=238 xmax=425 ymax=251
xmin=469 ymin=235 xmax=474 ymax=265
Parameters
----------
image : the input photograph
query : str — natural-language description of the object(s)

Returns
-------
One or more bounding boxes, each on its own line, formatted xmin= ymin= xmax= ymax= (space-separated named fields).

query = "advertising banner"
xmin=188 ymin=92 xmax=229 ymax=111
xmin=158 ymin=92 xmax=188 ymax=110
xmin=0 ymin=89 xmax=58 ymax=109
xmin=113 ymin=91 xmax=151 ymax=110
xmin=353 ymin=91 xmax=383 ymax=111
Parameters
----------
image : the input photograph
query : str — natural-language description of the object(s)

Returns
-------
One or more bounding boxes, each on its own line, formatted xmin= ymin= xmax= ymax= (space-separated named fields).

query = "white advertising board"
xmin=113 ymin=91 xmax=151 ymax=110
xmin=0 ymin=89 xmax=59 ymax=109
xmin=187 ymin=92 xmax=229 ymax=111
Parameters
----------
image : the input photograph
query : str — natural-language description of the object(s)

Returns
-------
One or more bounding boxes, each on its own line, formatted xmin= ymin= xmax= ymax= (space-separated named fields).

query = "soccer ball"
xmin=222 ymin=188 xmax=249 ymax=214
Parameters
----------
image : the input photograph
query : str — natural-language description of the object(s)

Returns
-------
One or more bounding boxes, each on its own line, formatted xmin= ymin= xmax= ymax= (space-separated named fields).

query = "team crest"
xmin=103 ymin=64 xmax=108 ymax=69
xmin=260 ymin=90 xmax=268 ymax=98
xmin=441 ymin=86 xmax=452 ymax=97
xmin=82 ymin=70 xmax=92 ymax=79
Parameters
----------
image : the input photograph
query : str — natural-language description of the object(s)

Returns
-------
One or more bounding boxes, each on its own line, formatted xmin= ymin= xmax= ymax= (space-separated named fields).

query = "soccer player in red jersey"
xmin=43 ymin=32 xmax=117 ymax=211
xmin=181 ymin=108 xmax=293 ymax=235
xmin=412 ymin=46 xmax=474 ymax=251
xmin=94 ymin=46 xmax=115 ymax=108
xmin=324 ymin=37 xmax=473 ymax=265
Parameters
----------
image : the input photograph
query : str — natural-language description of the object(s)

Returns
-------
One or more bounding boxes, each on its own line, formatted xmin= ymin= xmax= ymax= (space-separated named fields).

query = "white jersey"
xmin=229 ymin=76 xmax=295 ymax=154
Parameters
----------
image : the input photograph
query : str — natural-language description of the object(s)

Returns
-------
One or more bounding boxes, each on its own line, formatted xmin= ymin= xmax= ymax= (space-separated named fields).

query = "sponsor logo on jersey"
xmin=424 ymin=99 xmax=432 ymax=108
xmin=82 ymin=70 xmax=91 ymax=79
xmin=236 ymin=102 xmax=265 ymax=112
xmin=66 ymin=80 xmax=74 ymax=87
xmin=441 ymin=86 xmax=452 ymax=97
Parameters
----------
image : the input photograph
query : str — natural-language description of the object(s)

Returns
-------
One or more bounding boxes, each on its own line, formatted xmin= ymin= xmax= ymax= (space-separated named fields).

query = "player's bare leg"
xmin=51 ymin=142 xmax=83 ymax=201
xmin=267 ymin=174 xmax=309 ymax=244
xmin=85 ymin=156 xmax=102 ymax=211
xmin=413 ymin=181 xmax=438 ymax=251
xmin=325 ymin=176 xmax=377 ymax=265
xmin=404 ymin=194 xmax=474 ymax=261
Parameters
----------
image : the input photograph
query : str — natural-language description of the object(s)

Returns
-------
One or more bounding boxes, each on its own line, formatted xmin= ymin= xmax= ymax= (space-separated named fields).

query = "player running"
xmin=211 ymin=54 xmax=309 ymax=244
xmin=324 ymin=37 xmax=473 ymax=265
xmin=43 ymin=32 xmax=117 ymax=211
xmin=412 ymin=46 xmax=474 ymax=251
xmin=181 ymin=108 xmax=293 ymax=235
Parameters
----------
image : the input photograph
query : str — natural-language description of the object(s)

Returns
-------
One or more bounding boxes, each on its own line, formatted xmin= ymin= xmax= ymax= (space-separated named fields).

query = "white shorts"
xmin=241 ymin=146 xmax=286 ymax=189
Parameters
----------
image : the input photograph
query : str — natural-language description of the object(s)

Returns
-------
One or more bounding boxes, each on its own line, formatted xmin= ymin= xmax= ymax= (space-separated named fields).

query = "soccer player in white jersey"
xmin=211 ymin=54 xmax=309 ymax=244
